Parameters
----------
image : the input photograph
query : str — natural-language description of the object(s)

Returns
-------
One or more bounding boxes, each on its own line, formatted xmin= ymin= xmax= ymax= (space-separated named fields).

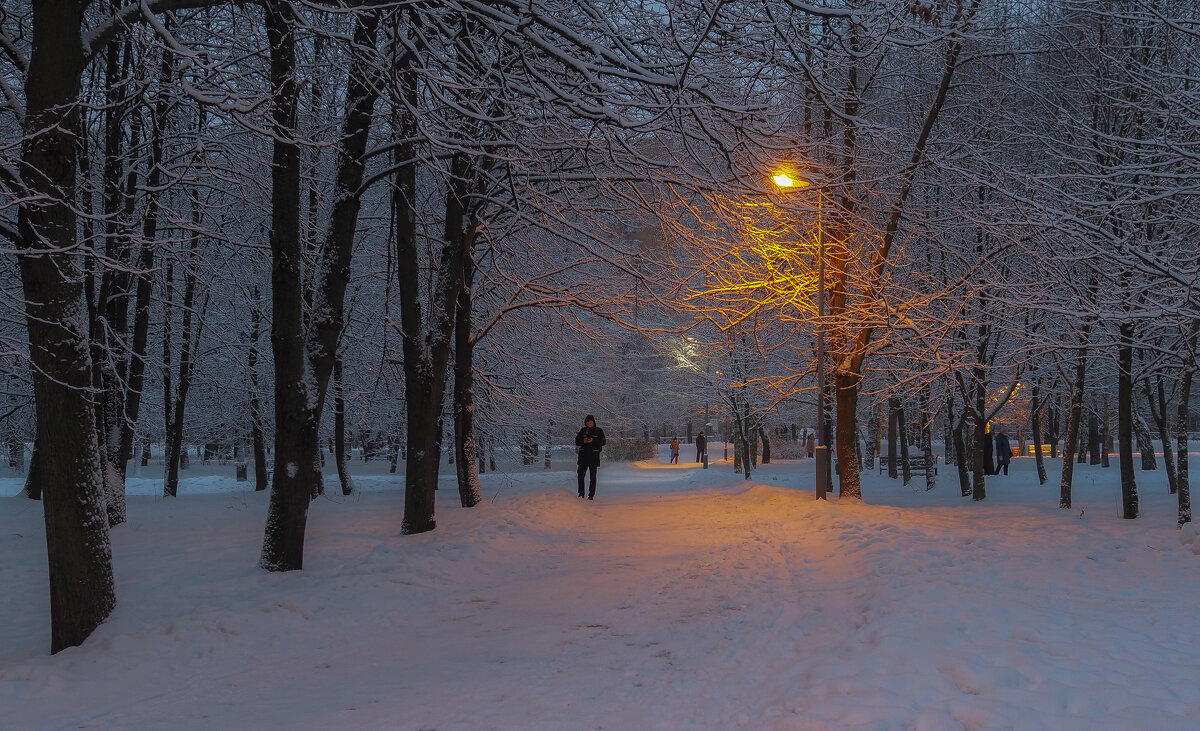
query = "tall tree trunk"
xmin=260 ymin=1 xmax=316 ymax=571
xmin=21 ymin=441 xmax=42 ymax=501
xmin=759 ymin=426 xmax=771 ymax=464
xmin=971 ymin=370 xmax=988 ymax=501
xmin=1176 ymin=320 xmax=1199 ymax=526
xmin=1031 ymin=384 xmax=1047 ymax=485
xmin=864 ymin=401 xmax=878 ymax=469
xmin=397 ymin=140 xmax=472 ymax=531
xmin=1060 ymin=333 xmax=1089 ymax=510
xmin=1117 ymin=326 xmax=1138 ymax=518
xmin=896 ymin=399 xmax=912 ymax=485
xmin=122 ymin=38 xmax=174 ymax=490
xmin=164 ymin=200 xmax=203 ymax=498
xmin=953 ymin=416 xmax=970 ymax=497
xmin=453 ymin=231 xmax=482 ymax=507
xmin=18 ymin=0 xmax=116 ymax=654
xmin=834 ymin=372 xmax=860 ymax=498
xmin=1146 ymin=379 xmax=1177 ymax=494
xmin=886 ymin=397 xmax=899 ymax=478
xmin=260 ymin=6 xmax=381 ymax=565
xmin=1088 ymin=410 xmax=1101 ymax=465
xmin=920 ymin=386 xmax=934 ymax=490
xmin=334 ymin=354 xmax=354 ymax=496
xmin=248 ymin=287 xmax=268 ymax=492
xmin=1134 ymin=404 xmax=1156 ymax=471
xmin=92 ymin=26 xmax=135 ymax=526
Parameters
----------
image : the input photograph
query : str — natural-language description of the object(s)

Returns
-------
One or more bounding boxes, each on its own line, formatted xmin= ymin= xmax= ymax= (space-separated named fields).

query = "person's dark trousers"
xmin=577 ymin=463 xmax=597 ymax=498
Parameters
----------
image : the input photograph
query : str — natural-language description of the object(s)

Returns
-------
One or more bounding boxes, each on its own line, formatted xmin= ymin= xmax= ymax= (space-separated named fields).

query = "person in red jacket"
xmin=575 ymin=414 xmax=606 ymax=499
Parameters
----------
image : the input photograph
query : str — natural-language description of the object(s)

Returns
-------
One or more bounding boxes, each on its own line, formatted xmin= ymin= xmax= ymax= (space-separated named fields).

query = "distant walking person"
xmin=695 ymin=431 xmax=707 ymax=463
xmin=575 ymin=414 xmax=606 ymax=499
xmin=994 ymin=431 xmax=1012 ymax=476
xmin=670 ymin=437 xmax=680 ymax=464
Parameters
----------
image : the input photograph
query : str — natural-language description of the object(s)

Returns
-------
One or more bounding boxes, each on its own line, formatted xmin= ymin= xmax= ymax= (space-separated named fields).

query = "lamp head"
xmin=772 ymin=172 xmax=812 ymax=189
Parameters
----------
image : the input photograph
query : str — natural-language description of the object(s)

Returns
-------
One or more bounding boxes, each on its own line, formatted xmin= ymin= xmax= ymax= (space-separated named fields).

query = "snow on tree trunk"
xmin=834 ymin=372 xmax=861 ymax=499
xmin=453 ymin=220 xmax=482 ymax=509
xmin=18 ymin=0 xmax=116 ymax=653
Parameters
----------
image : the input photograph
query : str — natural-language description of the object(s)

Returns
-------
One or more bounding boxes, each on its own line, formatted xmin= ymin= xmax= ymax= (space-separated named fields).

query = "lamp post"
xmin=772 ymin=172 xmax=830 ymax=500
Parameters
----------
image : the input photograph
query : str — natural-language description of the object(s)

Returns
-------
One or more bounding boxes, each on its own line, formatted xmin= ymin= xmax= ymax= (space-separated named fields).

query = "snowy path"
xmin=2 ymin=453 xmax=1199 ymax=729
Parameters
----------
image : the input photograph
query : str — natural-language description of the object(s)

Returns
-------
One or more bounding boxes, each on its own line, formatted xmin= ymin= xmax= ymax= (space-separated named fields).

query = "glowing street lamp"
xmin=771 ymin=173 xmax=810 ymax=189
xmin=772 ymin=169 xmax=830 ymax=499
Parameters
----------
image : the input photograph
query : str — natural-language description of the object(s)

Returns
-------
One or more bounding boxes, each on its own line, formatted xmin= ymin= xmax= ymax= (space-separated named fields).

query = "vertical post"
xmin=815 ymin=190 xmax=830 ymax=499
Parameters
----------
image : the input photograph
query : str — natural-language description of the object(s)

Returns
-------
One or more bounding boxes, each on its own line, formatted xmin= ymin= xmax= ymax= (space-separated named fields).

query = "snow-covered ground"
xmin=2 ymin=446 xmax=1199 ymax=730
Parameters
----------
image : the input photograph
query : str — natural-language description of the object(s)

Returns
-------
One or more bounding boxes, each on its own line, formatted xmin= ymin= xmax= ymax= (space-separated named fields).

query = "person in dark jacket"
xmin=695 ymin=431 xmax=707 ymax=463
xmin=994 ymin=430 xmax=1012 ymax=476
xmin=575 ymin=414 xmax=606 ymax=499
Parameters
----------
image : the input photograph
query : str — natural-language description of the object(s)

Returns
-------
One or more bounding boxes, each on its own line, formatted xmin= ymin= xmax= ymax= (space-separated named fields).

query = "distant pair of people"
xmin=671 ymin=432 xmax=708 ymax=463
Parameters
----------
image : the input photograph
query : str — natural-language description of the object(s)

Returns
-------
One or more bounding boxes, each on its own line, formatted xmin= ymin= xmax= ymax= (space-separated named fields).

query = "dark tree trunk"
xmin=1060 ymin=334 xmax=1089 ymax=510
xmin=886 ymin=397 xmax=899 ymax=479
xmin=971 ymin=370 xmax=988 ymax=501
xmin=260 ymin=1 xmax=317 ymax=571
xmin=1134 ymin=405 xmax=1156 ymax=471
xmin=759 ymin=426 xmax=771 ymax=464
xmin=18 ymin=0 xmax=116 ymax=654
xmin=248 ymin=287 xmax=268 ymax=492
xmin=396 ymin=98 xmax=473 ymax=535
xmin=1117 ymin=327 xmax=1138 ymax=518
xmin=1176 ymin=320 xmax=1199 ymax=526
xmin=863 ymin=402 xmax=878 ymax=469
xmin=260 ymin=7 xmax=381 ymax=566
xmin=1031 ymin=384 xmax=1047 ymax=485
xmin=1088 ymin=411 xmax=1101 ymax=465
xmin=953 ymin=417 xmax=970 ymax=497
xmin=334 ymin=355 xmax=353 ymax=495
xmin=92 ymin=29 xmax=135 ymax=527
xmin=896 ymin=399 xmax=912 ymax=485
xmin=920 ymin=386 xmax=934 ymax=490
xmin=833 ymin=373 xmax=861 ymax=498
xmin=1147 ymin=379 xmax=1178 ymax=494
xmin=164 ymin=194 xmax=204 ymax=498
xmin=125 ymin=42 xmax=173 ymax=480
xmin=453 ymin=231 xmax=482 ymax=507
xmin=22 ymin=441 xmax=42 ymax=500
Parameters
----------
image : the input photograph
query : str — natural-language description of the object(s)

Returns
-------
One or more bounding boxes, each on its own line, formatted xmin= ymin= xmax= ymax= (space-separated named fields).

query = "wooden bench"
xmin=878 ymin=455 xmax=938 ymax=476
xmin=1025 ymin=444 xmax=1054 ymax=456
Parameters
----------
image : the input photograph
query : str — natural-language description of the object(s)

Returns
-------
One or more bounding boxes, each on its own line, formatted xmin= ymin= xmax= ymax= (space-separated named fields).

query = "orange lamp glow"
xmin=772 ymin=173 xmax=811 ymax=189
